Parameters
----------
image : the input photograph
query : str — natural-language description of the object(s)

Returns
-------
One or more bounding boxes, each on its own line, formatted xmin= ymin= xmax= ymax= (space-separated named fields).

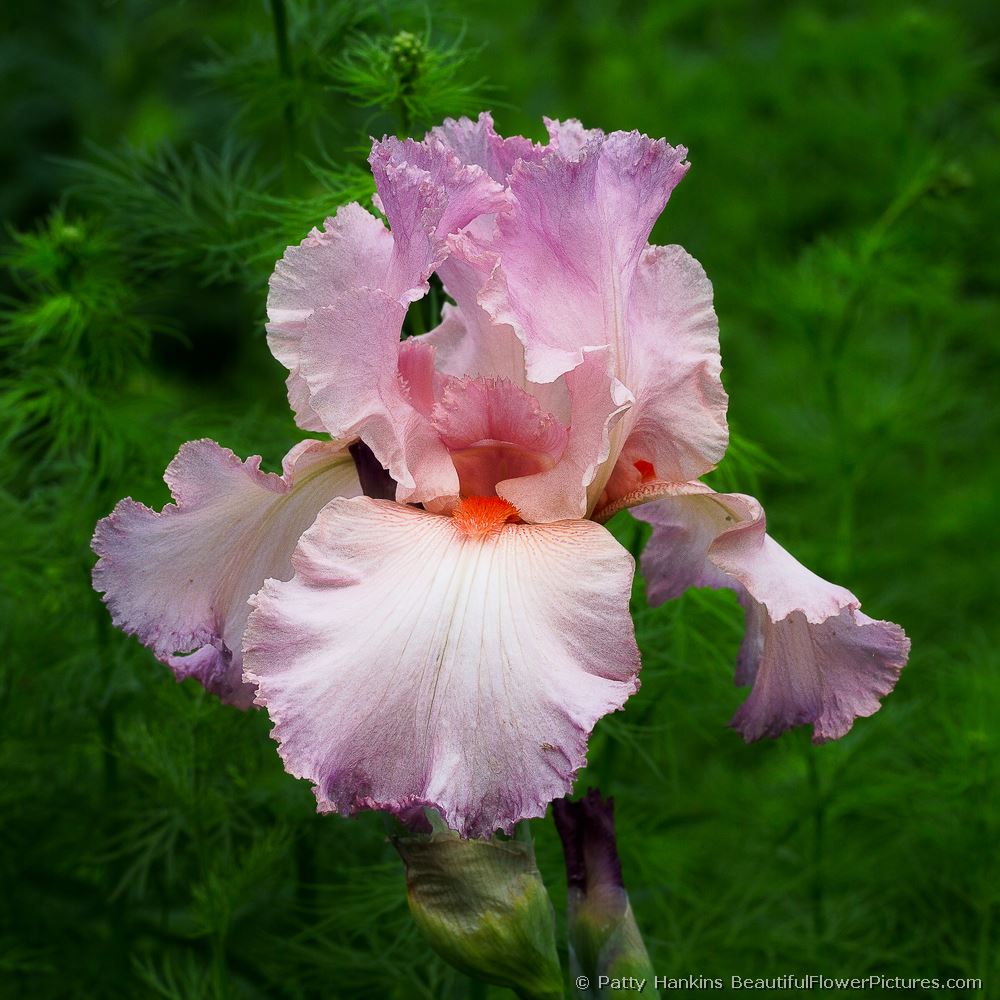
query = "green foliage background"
xmin=1 ymin=1 xmax=997 ymax=996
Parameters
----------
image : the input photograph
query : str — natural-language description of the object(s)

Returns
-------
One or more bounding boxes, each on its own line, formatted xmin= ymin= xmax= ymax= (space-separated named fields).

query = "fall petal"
xmin=634 ymin=492 xmax=909 ymax=742
xmin=730 ymin=605 xmax=910 ymax=743
xmin=91 ymin=439 xmax=362 ymax=707
xmin=244 ymin=498 xmax=640 ymax=837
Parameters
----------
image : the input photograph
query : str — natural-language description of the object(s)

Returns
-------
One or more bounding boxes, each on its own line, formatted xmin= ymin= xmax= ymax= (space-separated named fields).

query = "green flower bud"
xmin=553 ymin=791 xmax=657 ymax=998
xmin=389 ymin=30 xmax=426 ymax=90
xmin=394 ymin=828 xmax=564 ymax=1000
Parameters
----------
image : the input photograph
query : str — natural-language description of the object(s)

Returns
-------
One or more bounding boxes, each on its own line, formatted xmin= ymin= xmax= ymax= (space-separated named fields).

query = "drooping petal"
xmin=244 ymin=498 xmax=641 ymax=837
xmin=479 ymin=124 xmax=690 ymax=385
xmin=92 ymin=439 xmax=362 ymax=707
xmin=299 ymin=289 xmax=458 ymax=504
xmin=266 ymin=204 xmax=394 ymax=430
xmin=634 ymin=493 xmax=909 ymax=743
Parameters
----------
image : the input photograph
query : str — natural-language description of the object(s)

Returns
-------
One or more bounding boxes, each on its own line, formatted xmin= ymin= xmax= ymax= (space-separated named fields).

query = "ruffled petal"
xmin=600 ymin=245 xmax=728 ymax=498
xmin=92 ymin=439 xmax=361 ymax=707
xmin=479 ymin=123 xmax=690 ymax=385
xmin=299 ymin=290 xmax=458 ymax=503
xmin=369 ymin=134 xmax=507 ymax=290
xmin=430 ymin=375 xmax=568 ymax=500
xmin=422 ymin=233 xmax=571 ymax=424
xmin=499 ymin=350 xmax=632 ymax=523
xmin=634 ymin=493 xmax=909 ymax=743
xmin=432 ymin=375 xmax=567 ymax=455
xmin=266 ymin=204 xmax=394 ymax=431
xmin=543 ymin=117 xmax=602 ymax=158
xmin=244 ymin=498 xmax=640 ymax=837
xmin=428 ymin=111 xmax=545 ymax=183
xmin=276 ymin=137 xmax=507 ymax=497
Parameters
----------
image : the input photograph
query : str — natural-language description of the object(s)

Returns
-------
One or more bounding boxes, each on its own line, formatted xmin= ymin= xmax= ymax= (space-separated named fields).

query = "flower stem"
xmin=806 ymin=750 xmax=826 ymax=943
xmin=269 ymin=0 xmax=296 ymax=180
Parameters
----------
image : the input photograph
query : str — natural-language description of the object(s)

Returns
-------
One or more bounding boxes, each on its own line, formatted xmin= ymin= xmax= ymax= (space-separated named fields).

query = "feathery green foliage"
xmin=1 ymin=0 xmax=997 ymax=997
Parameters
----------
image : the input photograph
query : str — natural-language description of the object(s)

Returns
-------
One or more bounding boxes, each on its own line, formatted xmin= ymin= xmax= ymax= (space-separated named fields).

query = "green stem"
xmin=821 ymin=165 xmax=938 ymax=578
xmin=269 ymin=0 xmax=296 ymax=179
xmin=807 ymin=751 xmax=826 ymax=944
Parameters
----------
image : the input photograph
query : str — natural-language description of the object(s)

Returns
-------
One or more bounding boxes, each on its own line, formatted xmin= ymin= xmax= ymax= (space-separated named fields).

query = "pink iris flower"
xmin=92 ymin=114 xmax=909 ymax=838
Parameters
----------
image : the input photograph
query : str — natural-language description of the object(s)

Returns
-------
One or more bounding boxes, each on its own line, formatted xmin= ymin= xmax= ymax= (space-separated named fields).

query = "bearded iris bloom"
xmin=92 ymin=114 xmax=909 ymax=838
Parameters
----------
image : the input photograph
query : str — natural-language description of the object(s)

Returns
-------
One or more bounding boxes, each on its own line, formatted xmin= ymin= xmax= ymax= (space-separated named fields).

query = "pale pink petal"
xmin=600 ymin=245 xmax=728 ymax=497
xmin=369 ymin=134 xmax=507 ymax=289
xmin=428 ymin=111 xmax=545 ymax=182
xmin=398 ymin=337 xmax=445 ymax=419
xmin=266 ymin=204 xmax=394 ymax=431
xmin=431 ymin=376 xmax=569 ymax=499
xmin=422 ymin=300 xmax=531 ymax=385
xmin=277 ymin=137 xmax=507 ymax=497
xmin=299 ymin=290 xmax=458 ymax=503
xmin=543 ymin=117 xmax=603 ymax=158
xmin=479 ymin=126 xmax=690 ymax=385
xmin=422 ymin=233 xmax=570 ymax=424
xmin=92 ymin=440 xmax=362 ymax=707
xmin=431 ymin=375 xmax=566 ymax=456
xmin=499 ymin=350 xmax=632 ymax=523
xmin=244 ymin=498 xmax=640 ymax=838
xmin=269 ymin=133 xmax=506 ymax=443
xmin=730 ymin=605 xmax=910 ymax=743
xmin=634 ymin=493 xmax=909 ymax=743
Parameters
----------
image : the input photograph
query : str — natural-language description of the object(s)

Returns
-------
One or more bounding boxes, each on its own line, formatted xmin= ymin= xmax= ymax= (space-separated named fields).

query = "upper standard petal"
xmin=428 ymin=111 xmax=545 ymax=183
xmin=478 ymin=126 xmax=690 ymax=385
xmin=266 ymin=204 xmax=394 ymax=431
xmin=369 ymin=133 xmax=508 ymax=287
xmin=268 ymin=133 xmax=506 ymax=444
xmin=244 ymin=497 xmax=641 ymax=837
xmin=299 ymin=289 xmax=459 ymax=503
xmin=91 ymin=439 xmax=361 ymax=708
xmin=595 ymin=245 xmax=728 ymax=505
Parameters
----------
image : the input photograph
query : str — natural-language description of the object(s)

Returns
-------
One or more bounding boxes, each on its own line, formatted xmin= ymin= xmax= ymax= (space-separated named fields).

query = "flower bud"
xmin=393 ymin=828 xmax=564 ymax=1000
xmin=552 ymin=790 xmax=656 ymax=996
xmin=389 ymin=30 xmax=426 ymax=89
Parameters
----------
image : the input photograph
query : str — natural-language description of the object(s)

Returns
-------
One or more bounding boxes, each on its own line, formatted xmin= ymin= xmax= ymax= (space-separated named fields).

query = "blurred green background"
xmin=2 ymin=1 xmax=997 ymax=997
